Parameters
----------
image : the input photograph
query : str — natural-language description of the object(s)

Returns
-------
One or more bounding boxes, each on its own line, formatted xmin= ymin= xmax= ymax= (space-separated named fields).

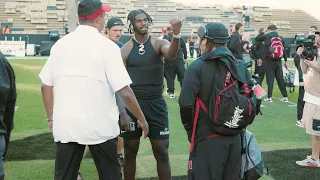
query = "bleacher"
xmin=130 ymin=0 xmax=239 ymax=35
xmin=247 ymin=6 xmax=320 ymax=37
xmin=1 ymin=0 xmax=320 ymax=37
xmin=0 ymin=0 xmax=67 ymax=35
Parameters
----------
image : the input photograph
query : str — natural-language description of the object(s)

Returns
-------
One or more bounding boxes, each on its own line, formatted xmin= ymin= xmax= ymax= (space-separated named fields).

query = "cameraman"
xmin=296 ymin=50 xmax=320 ymax=167
xmin=295 ymin=47 xmax=305 ymax=127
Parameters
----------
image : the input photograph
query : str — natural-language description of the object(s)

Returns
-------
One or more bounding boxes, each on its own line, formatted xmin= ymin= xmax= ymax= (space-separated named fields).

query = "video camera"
xmin=295 ymin=33 xmax=319 ymax=60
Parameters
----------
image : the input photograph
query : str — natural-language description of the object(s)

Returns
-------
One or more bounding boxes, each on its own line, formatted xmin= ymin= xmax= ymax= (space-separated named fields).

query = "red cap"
xmin=78 ymin=4 xmax=111 ymax=21
xmin=162 ymin=27 xmax=167 ymax=33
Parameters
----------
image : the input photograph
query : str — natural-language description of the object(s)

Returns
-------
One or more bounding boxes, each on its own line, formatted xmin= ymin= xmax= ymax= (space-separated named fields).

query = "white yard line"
xmin=273 ymin=97 xmax=297 ymax=107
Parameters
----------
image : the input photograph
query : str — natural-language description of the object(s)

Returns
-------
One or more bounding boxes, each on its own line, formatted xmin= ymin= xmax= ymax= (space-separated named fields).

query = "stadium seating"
xmin=0 ymin=0 xmax=67 ymax=35
xmin=247 ymin=6 xmax=320 ymax=37
xmin=1 ymin=0 xmax=320 ymax=38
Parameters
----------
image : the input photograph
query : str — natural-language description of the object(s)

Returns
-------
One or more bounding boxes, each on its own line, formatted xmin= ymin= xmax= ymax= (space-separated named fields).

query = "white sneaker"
xmin=296 ymin=120 xmax=303 ymax=128
xmin=280 ymin=97 xmax=289 ymax=103
xmin=296 ymin=157 xmax=320 ymax=167
xmin=168 ymin=93 xmax=175 ymax=99
xmin=264 ymin=97 xmax=273 ymax=103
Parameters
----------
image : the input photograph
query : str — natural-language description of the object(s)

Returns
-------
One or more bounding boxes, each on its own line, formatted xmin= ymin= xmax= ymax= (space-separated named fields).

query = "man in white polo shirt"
xmin=39 ymin=0 xmax=148 ymax=179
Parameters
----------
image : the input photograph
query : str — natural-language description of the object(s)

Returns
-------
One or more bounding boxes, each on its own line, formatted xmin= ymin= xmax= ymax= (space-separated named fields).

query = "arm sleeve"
xmin=180 ymin=38 xmax=188 ymax=59
xmin=178 ymin=64 xmax=200 ymax=140
xmin=255 ymin=33 xmax=265 ymax=42
xmin=298 ymin=66 xmax=304 ymax=82
xmin=39 ymin=45 xmax=58 ymax=86
xmin=3 ymin=59 xmax=16 ymax=133
xmin=294 ymin=55 xmax=300 ymax=68
xmin=105 ymin=44 xmax=132 ymax=92
xmin=250 ymin=45 xmax=259 ymax=60
xmin=281 ymin=37 xmax=288 ymax=61
xmin=228 ymin=34 xmax=239 ymax=54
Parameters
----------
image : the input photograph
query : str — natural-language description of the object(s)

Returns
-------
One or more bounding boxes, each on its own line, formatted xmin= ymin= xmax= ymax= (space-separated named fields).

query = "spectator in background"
xmin=159 ymin=27 xmax=168 ymax=39
xmin=296 ymin=50 xmax=320 ymax=167
xmin=255 ymin=25 xmax=288 ymax=103
xmin=188 ymin=34 xmax=195 ymax=58
xmin=105 ymin=17 xmax=124 ymax=47
xmin=1 ymin=26 xmax=10 ymax=35
xmin=251 ymin=28 xmax=268 ymax=84
xmin=229 ymin=23 xmax=245 ymax=60
xmin=163 ymin=26 xmax=187 ymax=99
xmin=194 ymin=37 xmax=200 ymax=57
xmin=228 ymin=25 xmax=235 ymax=37
xmin=64 ymin=24 xmax=69 ymax=35
xmin=295 ymin=47 xmax=305 ymax=127
xmin=243 ymin=8 xmax=251 ymax=28
xmin=309 ymin=26 xmax=318 ymax=35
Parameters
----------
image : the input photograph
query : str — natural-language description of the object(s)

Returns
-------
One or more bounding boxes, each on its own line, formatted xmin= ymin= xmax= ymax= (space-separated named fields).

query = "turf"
xmin=4 ymin=59 xmax=319 ymax=180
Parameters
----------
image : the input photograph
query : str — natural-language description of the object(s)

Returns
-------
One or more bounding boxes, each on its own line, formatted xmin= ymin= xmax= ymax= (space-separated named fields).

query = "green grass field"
xmin=3 ymin=59 xmax=319 ymax=180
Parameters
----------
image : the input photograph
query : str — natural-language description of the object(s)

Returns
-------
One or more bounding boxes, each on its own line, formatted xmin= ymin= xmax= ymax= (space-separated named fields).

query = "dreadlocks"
xmin=127 ymin=9 xmax=153 ymax=34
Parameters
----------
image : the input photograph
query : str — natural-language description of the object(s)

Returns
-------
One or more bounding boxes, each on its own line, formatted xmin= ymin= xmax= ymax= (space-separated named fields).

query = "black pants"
xmin=254 ymin=60 xmax=266 ymax=85
xmin=55 ymin=138 xmax=121 ymax=180
xmin=297 ymin=86 xmax=305 ymax=120
xmin=189 ymin=47 xmax=194 ymax=58
xmin=195 ymin=48 xmax=200 ymax=57
xmin=0 ymin=135 xmax=5 ymax=177
xmin=188 ymin=135 xmax=241 ymax=180
xmin=265 ymin=60 xmax=288 ymax=98
xmin=164 ymin=59 xmax=185 ymax=93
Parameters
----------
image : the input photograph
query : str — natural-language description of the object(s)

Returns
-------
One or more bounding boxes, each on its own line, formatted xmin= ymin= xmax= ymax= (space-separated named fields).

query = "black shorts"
xmin=120 ymin=96 xmax=169 ymax=140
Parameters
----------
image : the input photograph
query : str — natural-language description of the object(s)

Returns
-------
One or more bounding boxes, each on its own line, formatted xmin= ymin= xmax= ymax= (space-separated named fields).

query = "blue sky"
xmin=174 ymin=0 xmax=320 ymax=20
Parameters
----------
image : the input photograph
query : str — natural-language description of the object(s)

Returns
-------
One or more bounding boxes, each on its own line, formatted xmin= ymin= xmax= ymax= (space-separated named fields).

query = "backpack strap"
xmin=225 ymin=71 xmax=231 ymax=85
xmin=243 ymin=83 xmax=250 ymax=98
xmin=214 ymin=72 xmax=238 ymax=120
xmin=190 ymin=96 xmax=207 ymax=152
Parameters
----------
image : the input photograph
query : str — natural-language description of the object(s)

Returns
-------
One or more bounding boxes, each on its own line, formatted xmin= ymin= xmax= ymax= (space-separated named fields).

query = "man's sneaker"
xmin=118 ymin=153 xmax=124 ymax=168
xmin=296 ymin=120 xmax=303 ymax=128
xmin=280 ymin=97 xmax=289 ymax=103
xmin=168 ymin=93 xmax=175 ymax=99
xmin=296 ymin=157 xmax=320 ymax=167
xmin=264 ymin=97 xmax=273 ymax=103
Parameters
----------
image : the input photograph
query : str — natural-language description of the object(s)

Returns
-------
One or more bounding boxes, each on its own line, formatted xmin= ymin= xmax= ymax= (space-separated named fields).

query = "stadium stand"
xmin=235 ymin=6 xmax=320 ymax=37
xmin=1 ymin=0 xmax=67 ymax=35
xmin=0 ymin=0 xmax=320 ymax=38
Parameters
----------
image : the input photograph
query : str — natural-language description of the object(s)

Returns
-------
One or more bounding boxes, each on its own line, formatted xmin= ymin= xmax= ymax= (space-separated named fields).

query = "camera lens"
xmin=302 ymin=51 xmax=308 ymax=57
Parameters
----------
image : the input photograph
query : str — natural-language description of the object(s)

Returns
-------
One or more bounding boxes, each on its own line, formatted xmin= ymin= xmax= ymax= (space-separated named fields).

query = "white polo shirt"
xmin=39 ymin=25 xmax=132 ymax=145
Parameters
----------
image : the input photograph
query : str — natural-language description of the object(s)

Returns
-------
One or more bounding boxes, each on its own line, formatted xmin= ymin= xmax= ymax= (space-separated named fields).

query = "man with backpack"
xmin=179 ymin=22 xmax=258 ymax=179
xmin=255 ymin=25 xmax=288 ymax=103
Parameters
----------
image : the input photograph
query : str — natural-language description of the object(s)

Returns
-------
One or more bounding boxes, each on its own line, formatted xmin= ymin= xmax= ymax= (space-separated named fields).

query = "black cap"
xmin=205 ymin=23 xmax=229 ymax=44
xmin=268 ymin=24 xmax=277 ymax=30
xmin=106 ymin=17 xmax=124 ymax=28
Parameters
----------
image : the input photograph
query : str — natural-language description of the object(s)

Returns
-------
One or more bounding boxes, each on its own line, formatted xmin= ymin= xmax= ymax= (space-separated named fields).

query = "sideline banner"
xmin=0 ymin=41 xmax=25 ymax=57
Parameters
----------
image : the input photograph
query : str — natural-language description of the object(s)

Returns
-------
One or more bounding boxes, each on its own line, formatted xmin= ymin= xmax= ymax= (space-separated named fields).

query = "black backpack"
xmin=195 ymin=61 xmax=257 ymax=136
